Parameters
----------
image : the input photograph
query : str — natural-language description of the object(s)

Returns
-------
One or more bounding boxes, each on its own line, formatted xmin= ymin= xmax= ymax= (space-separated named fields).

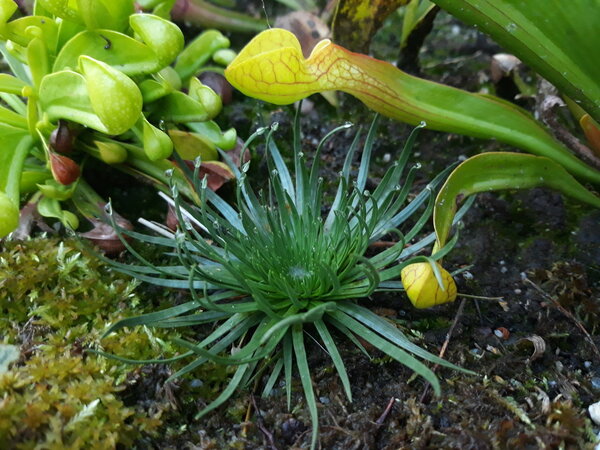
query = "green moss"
xmin=0 ymin=238 xmax=182 ymax=448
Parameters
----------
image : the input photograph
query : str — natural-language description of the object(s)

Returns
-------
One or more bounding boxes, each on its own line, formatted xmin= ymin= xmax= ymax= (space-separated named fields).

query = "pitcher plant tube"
xmin=224 ymin=28 xmax=600 ymax=184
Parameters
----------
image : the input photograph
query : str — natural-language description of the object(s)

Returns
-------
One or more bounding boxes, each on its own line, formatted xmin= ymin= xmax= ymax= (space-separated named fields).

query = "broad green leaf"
xmin=187 ymin=121 xmax=237 ymax=150
xmin=139 ymin=79 xmax=172 ymax=103
xmin=129 ymin=14 xmax=184 ymax=69
xmin=4 ymin=16 xmax=59 ymax=52
xmin=188 ymin=77 xmax=221 ymax=119
xmin=432 ymin=0 xmax=600 ymax=123
xmin=54 ymin=30 xmax=160 ymax=75
xmin=168 ymin=129 xmax=218 ymax=161
xmin=152 ymin=91 xmax=209 ymax=123
xmin=0 ymin=191 xmax=19 ymax=237
xmin=37 ymin=0 xmax=82 ymax=23
xmin=76 ymin=0 xmax=133 ymax=31
xmin=80 ymin=56 xmax=142 ymax=135
xmin=56 ymin=15 xmax=85 ymax=50
xmin=37 ymin=196 xmax=79 ymax=229
xmin=37 ymin=179 xmax=77 ymax=201
xmin=39 ymin=70 xmax=108 ymax=132
xmin=434 ymin=153 xmax=600 ymax=249
xmin=0 ymin=127 xmax=31 ymax=197
xmin=0 ymin=73 xmax=27 ymax=94
xmin=26 ymin=37 xmax=49 ymax=87
xmin=0 ymin=104 xmax=28 ymax=128
xmin=20 ymin=168 xmax=52 ymax=193
xmin=174 ymin=29 xmax=230 ymax=82
xmin=142 ymin=116 xmax=173 ymax=161
xmin=225 ymin=28 xmax=600 ymax=185
xmin=0 ymin=0 xmax=17 ymax=27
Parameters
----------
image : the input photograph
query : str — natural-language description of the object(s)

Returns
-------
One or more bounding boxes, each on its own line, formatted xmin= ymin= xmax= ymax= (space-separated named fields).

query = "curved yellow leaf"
xmin=225 ymin=28 xmax=600 ymax=184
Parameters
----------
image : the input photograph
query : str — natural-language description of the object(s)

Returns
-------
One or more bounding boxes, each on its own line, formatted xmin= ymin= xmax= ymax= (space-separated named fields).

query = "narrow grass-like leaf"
xmin=314 ymin=319 xmax=352 ymax=402
xmin=102 ymin=301 xmax=202 ymax=338
xmin=292 ymin=324 xmax=319 ymax=450
xmin=261 ymin=357 xmax=284 ymax=398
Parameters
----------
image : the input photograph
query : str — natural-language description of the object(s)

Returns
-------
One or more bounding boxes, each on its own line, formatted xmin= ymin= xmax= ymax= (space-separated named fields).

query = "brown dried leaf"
xmin=516 ymin=335 xmax=546 ymax=361
xmin=79 ymin=207 xmax=133 ymax=256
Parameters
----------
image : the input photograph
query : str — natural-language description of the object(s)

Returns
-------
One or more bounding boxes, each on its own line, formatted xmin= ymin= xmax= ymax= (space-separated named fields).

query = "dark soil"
xmin=6 ymin=3 xmax=600 ymax=449
xmin=130 ymin=9 xmax=600 ymax=449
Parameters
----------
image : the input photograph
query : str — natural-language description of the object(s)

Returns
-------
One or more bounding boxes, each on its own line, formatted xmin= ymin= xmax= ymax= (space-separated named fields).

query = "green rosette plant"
xmin=99 ymin=114 xmax=475 ymax=449
xmin=0 ymin=0 xmax=237 ymax=239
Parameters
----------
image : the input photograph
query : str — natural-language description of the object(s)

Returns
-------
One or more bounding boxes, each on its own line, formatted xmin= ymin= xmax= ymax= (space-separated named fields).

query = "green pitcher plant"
xmin=224 ymin=28 xmax=600 ymax=184
xmin=0 ymin=0 xmax=238 ymax=238
xmin=225 ymin=27 xmax=600 ymax=309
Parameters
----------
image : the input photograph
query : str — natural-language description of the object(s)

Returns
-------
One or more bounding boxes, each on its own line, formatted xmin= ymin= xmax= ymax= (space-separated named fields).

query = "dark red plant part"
xmin=49 ymin=152 xmax=81 ymax=185
xmin=167 ymin=160 xmax=235 ymax=230
xmin=50 ymin=120 xmax=75 ymax=154
xmin=182 ymin=160 xmax=234 ymax=191
xmin=80 ymin=205 xmax=134 ymax=255
xmin=198 ymin=71 xmax=233 ymax=105
xmin=166 ymin=204 xmax=179 ymax=231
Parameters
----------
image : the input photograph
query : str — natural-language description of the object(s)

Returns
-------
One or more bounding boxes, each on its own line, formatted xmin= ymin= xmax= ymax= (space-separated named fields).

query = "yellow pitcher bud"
xmin=400 ymin=262 xmax=457 ymax=309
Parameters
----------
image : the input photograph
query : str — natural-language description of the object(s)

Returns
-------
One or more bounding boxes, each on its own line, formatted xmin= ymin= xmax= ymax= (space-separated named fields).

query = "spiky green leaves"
xmin=101 ymin=116 xmax=475 ymax=450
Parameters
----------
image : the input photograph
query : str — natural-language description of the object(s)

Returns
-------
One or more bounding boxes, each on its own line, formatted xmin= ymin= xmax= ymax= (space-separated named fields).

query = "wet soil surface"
xmin=124 ymin=7 xmax=600 ymax=449
xmin=10 ymin=4 xmax=599 ymax=448
xmin=142 ymin=115 xmax=600 ymax=448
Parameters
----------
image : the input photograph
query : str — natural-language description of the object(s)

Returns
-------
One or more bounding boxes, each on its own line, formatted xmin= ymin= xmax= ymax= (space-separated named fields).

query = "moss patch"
xmin=0 ymin=238 xmax=179 ymax=448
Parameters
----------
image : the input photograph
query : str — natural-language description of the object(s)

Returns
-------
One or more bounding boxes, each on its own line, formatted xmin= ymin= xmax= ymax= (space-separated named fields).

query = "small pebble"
xmin=189 ymin=379 xmax=203 ymax=388
xmin=319 ymin=396 xmax=330 ymax=404
xmin=591 ymin=377 xmax=600 ymax=390
xmin=514 ymin=289 xmax=522 ymax=294
xmin=584 ymin=361 xmax=592 ymax=369
xmin=588 ymin=401 xmax=600 ymax=426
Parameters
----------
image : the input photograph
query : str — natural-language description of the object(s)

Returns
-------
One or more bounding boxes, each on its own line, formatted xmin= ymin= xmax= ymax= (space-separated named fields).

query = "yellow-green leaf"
xmin=79 ymin=56 xmax=142 ymax=135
